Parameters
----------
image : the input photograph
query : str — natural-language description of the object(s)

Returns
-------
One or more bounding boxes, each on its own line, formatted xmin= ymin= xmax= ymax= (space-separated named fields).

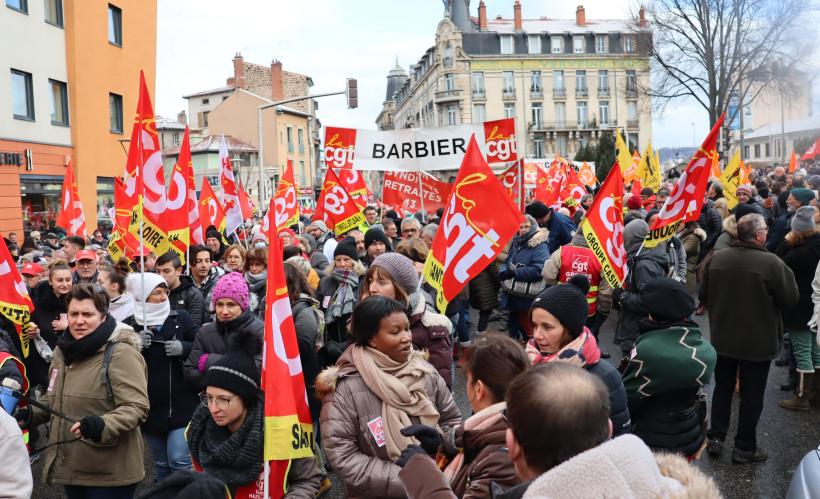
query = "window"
xmin=108 ymin=4 xmax=122 ymax=46
xmin=500 ymin=35 xmax=514 ymax=55
xmin=623 ymin=35 xmax=635 ymax=53
xmin=765 ymin=142 xmax=770 ymax=157
xmin=577 ymin=102 xmax=588 ymax=126
xmin=531 ymin=71 xmax=542 ymax=94
xmin=551 ymin=36 xmax=563 ymax=54
xmin=471 ymin=72 xmax=485 ymax=97
xmin=599 ymin=101 xmax=609 ymax=126
xmin=202 ymin=98 xmax=209 ymax=104
xmin=473 ymin=104 xmax=485 ymax=123
xmin=628 ymin=134 xmax=639 ymax=150
xmin=528 ymin=35 xmax=541 ymax=54
xmin=502 ymin=71 xmax=515 ymax=96
xmin=444 ymin=73 xmax=455 ymax=92
xmin=754 ymin=144 xmax=760 ymax=158
xmin=626 ymin=70 xmax=637 ymax=93
xmin=531 ymin=103 xmax=542 ymax=128
xmin=627 ymin=100 xmax=638 ymax=121
xmin=533 ymin=137 xmax=544 ymax=158
xmin=287 ymin=127 xmax=294 ymax=153
xmin=443 ymin=42 xmax=453 ymax=67
xmin=49 ymin=79 xmax=68 ymax=126
xmin=45 ymin=0 xmax=62 ymax=26
xmin=595 ymin=35 xmax=608 ymax=54
xmin=109 ymin=93 xmax=122 ymax=133
xmin=553 ymin=70 xmax=565 ymax=89
xmin=575 ymin=70 xmax=587 ymax=97
xmin=598 ymin=70 xmax=609 ymax=93
xmin=744 ymin=145 xmax=750 ymax=159
xmin=573 ymin=36 xmax=585 ymax=54
xmin=556 ymin=135 xmax=568 ymax=156
xmin=554 ymin=102 xmax=566 ymax=127
xmin=172 ymin=132 xmax=180 ymax=146
xmin=6 ymin=0 xmax=27 ymax=13
xmin=298 ymin=128 xmax=305 ymax=154
xmin=11 ymin=69 xmax=34 ymax=120
xmin=201 ymin=111 xmax=209 ymax=128
xmin=299 ymin=161 xmax=306 ymax=185
xmin=504 ymin=103 xmax=516 ymax=118
xmin=446 ymin=105 xmax=457 ymax=126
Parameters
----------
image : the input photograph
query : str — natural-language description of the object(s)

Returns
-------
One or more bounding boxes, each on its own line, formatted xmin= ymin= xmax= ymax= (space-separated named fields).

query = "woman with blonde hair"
xmin=222 ymin=244 xmax=246 ymax=273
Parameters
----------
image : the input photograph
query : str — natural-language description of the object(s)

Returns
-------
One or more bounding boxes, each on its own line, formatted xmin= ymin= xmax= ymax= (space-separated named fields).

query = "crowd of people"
xmin=0 ymin=160 xmax=817 ymax=498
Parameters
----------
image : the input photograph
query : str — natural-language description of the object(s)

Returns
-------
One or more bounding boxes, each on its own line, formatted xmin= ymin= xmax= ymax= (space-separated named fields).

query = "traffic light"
xmin=346 ymin=78 xmax=358 ymax=109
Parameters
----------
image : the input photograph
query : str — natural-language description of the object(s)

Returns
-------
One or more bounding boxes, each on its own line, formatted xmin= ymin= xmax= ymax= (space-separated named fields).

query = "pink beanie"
xmin=211 ymin=272 xmax=250 ymax=311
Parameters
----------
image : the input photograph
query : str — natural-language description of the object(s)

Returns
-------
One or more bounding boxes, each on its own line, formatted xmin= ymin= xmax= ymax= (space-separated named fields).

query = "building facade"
xmin=0 ymin=0 xmax=157 ymax=234
xmin=379 ymin=2 xmax=652 ymax=161
xmin=741 ymin=116 xmax=820 ymax=168
xmin=162 ymin=134 xmax=258 ymax=198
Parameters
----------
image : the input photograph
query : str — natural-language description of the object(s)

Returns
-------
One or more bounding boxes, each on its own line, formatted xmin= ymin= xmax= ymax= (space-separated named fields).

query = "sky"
xmin=155 ymin=0 xmax=812 ymax=149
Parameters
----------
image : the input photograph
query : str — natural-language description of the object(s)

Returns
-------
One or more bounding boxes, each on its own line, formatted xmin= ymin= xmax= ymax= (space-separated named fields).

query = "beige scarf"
xmin=351 ymin=345 xmax=441 ymax=460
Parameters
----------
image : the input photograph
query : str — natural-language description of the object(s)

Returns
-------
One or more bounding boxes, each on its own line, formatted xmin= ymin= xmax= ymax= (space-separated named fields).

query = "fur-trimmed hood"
xmin=325 ymin=258 xmax=368 ymax=277
xmin=525 ymin=227 xmax=550 ymax=248
xmin=693 ymin=227 xmax=707 ymax=242
xmin=110 ymin=322 xmax=142 ymax=350
xmin=721 ymin=215 xmax=737 ymax=238
xmin=409 ymin=292 xmax=454 ymax=331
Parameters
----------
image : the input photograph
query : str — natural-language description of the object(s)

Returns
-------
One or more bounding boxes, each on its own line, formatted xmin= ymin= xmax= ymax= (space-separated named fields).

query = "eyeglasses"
xmin=199 ymin=392 xmax=239 ymax=410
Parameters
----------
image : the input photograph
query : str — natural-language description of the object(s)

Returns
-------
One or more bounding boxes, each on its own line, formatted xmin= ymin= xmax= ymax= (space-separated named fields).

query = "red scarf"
xmin=526 ymin=328 xmax=602 ymax=367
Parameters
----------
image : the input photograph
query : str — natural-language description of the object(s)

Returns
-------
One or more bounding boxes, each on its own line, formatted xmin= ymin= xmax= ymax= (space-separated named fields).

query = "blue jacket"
xmin=500 ymin=227 xmax=550 ymax=311
xmin=546 ymin=211 xmax=577 ymax=253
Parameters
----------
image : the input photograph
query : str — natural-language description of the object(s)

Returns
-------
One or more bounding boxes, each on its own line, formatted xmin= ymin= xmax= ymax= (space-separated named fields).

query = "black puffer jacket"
xmin=586 ymin=359 xmax=631 ymax=437
xmin=778 ymin=233 xmax=820 ymax=330
xmin=124 ymin=310 xmax=199 ymax=434
xmin=698 ymin=201 xmax=723 ymax=259
xmin=292 ymin=295 xmax=322 ymax=420
xmin=469 ymin=264 xmax=500 ymax=312
xmin=29 ymin=280 xmax=68 ymax=386
xmin=183 ymin=309 xmax=264 ymax=390
xmin=169 ymin=275 xmax=205 ymax=329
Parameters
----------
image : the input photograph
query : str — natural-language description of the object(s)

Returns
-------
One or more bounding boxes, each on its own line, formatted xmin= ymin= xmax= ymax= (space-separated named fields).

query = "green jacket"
xmin=32 ymin=323 xmax=149 ymax=487
xmin=699 ymin=242 xmax=799 ymax=361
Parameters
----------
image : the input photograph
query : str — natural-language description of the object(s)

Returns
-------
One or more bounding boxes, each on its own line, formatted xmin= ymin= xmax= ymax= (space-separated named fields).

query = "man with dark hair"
xmin=700 ymin=213 xmax=799 ymax=463
xmin=189 ymin=245 xmax=224 ymax=319
xmin=156 ymin=251 xmax=205 ymax=329
xmin=524 ymin=201 xmax=575 ymax=253
xmin=61 ymin=235 xmax=85 ymax=266
xmin=363 ymin=205 xmax=378 ymax=226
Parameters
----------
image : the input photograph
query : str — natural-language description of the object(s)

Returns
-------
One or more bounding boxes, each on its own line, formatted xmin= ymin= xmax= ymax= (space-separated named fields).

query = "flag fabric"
xmin=261 ymin=196 xmax=314 ymax=497
xmin=109 ymin=177 xmax=139 ymax=261
xmin=273 ymin=159 xmax=300 ymax=230
xmin=238 ymin=186 xmax=254 ymax=221
xmin=560 ymin=165 xmax=587 ymax=208
xmin=219 ymin=135 xmax=244 ymax=235
xmin=382 ymin=171 xmax=453 ymax=215
xmin=313 ymin=168 xmax=366 ymax=235
xmin=166 ymin=131 xmax=192 ymax=264
xmin=719 ymin=150 xmax=742 ymax=210
xmin=423 ymin=135 xmax=522 ymax=314
xmin=496 ymin=161 xmax=524 ymax=210
xmin=336 ymin=168 xmax=369 ymax=209
xmin=630 ymin=178 xmax=643 ymax=198
xmin=789 ymin=151 xmax=798 ymax=173
xmin=637 ymin=143 xmax=661 ymax=192
xmin=801 ymin=139 xmax=819 ymax=161
xmin=56 ymin=163 xmax=87 ymax=237
xmin=615 ymin=130 xmax=635 ymax=180
xmin=581 ymin=163 xmax=627 ymax=289
xmin=534 ymin=161 xmax=564 ymax=207
xmin=739 ymin=160 xmax=751 ymax=185
xmin=199 ymin=178 xmax=228 ymax=236
xmin=578 ymin=161 xmax=598 ymax=188
xmin=0 ymin=236 xmax=34 ymax=358
xmin=178 ymin=128 xmax=204 ymax=247
xmin=644 ymin=114 xmax=725 ymax=248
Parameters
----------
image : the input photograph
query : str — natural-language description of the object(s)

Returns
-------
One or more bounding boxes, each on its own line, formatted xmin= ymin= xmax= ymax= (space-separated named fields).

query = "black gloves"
xmin=612 ymin=288 xmax=625 ymax=309
xmin=14 ymin=406 xmax=31 ymax=429
xmin=499 ymin=269 xmax=515 ymax=281
xmin=400 ymin=424 xmax=442 ymax=455
xmin=396 ymin=444 xmax=428 ymax=468
xmin=79 ymin=415 xmax=105 ymax=442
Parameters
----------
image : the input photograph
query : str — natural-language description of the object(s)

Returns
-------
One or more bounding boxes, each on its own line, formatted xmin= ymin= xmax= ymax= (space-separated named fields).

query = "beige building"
xmin=380 ymin=1 xmax=653 ymax=160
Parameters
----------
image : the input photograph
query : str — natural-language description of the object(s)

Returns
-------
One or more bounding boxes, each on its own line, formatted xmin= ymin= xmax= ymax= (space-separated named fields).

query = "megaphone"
xmin=0 ymin=377 xmax=21 ymax=415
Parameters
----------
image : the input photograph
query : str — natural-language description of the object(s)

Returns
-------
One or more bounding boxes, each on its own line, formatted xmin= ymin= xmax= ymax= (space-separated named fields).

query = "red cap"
xmin=21 ymin=262 xmax=44 ymax=276
xmin=76 ymin=249 xmax=99 ymax=262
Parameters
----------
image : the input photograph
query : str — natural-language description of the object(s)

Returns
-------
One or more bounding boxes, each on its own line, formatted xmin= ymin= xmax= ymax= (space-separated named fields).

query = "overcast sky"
xmin=155 ymin=0 xmax=814 ymax=149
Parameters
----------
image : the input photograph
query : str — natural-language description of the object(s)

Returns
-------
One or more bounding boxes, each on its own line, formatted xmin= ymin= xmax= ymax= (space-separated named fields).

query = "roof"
xmin=485 ymin=17 xmax=640 ymax=34
xmin=233 ymin=88 xmax=311 ymax=117
xmin=163 ymin=134 xmax=257 ymax=156
xmin=155 ymin=116 xmax=187 ymax=130
xmin=183 ymin=85 xmax=234 ymax=99
xmin=745 ymin=116 xmax=820 ymax=140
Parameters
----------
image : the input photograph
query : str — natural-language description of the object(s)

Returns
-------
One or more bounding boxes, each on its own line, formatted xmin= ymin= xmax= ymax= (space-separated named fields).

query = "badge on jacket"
xmin=47 ymin=368 xmax=58 ymax=393
xmin=367 ymin=416 xmax=386 ymax=448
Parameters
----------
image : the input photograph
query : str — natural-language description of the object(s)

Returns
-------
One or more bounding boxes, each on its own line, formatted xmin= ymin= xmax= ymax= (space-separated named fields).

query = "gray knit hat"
xmin=371 ymin=253 xmax=419 ymax=294
xmin=791 ymin=206 xmax=816 ymax=233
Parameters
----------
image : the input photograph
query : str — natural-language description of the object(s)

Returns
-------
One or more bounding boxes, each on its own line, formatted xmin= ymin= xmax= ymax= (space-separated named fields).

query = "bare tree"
xmin=645 ymin=0 xmax=817 ymax=129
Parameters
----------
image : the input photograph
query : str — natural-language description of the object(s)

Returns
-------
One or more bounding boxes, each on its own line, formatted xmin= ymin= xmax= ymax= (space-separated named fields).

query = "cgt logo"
xmin=324 ymin=127 xmax=357 ymax=169
xmin=484 ymin=119 xmax=518 ymax=163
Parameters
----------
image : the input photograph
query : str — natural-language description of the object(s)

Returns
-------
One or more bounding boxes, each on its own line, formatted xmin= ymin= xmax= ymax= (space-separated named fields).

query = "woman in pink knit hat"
xmin=183 ymin=272 xmax=265 ymax=390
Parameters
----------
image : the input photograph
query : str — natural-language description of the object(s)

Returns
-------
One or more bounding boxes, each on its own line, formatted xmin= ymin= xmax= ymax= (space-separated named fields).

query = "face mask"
xmin=254 ymin=242 xmax=267 ymax=248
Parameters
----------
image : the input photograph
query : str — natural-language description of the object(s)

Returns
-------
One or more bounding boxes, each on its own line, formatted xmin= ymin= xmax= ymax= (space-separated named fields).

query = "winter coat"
xmin=699 ymin=241 xmax=799 ymax=361
xmin=245 ymin=272 xmax=267 ymax=319
xmin=767 ymin=211 xmax=794 ymax=252
xmin=0 ymin=409 xmax=32 ymax=499
xmin=542 ymin=231 xmax=614 ymax=315
xmin=315 ymin=260 xmax=366 ymax=367
xmin=712 ymin=216 xmax=738 ymax=252
xmin=316 ymin=348 xmax=462 ymax=499
xmin=778 ymin=233 xmax=820 ymax=330
xmin=30 ymin=323 xmax=149 ymax=487
xmin=469 ymin=263 xmax=500 ymax=312
xmin=309 ymin=250 xmax=329 ymax=274
xmin=408 ymin=295 xmax=454 ymax=389
xmin=291 ymin=294 xmax=323 ymax=420
xmin=28 ymin=280 xmax=68 ymax=386
xmin=698 ymin=200 xmax=723 ymax=257
xmin=500 ymin=228 xmax=550 ymax=312
xmin=123 ymin=310 xmax=199 ymax=435
xmin=679 ymin=226 xmax=706 ymax=295
xmin=183 ymin=310 xmax=265 ymax=390
xmin=193 ymin=266 xmax=226 ymax=318
xmin=520 ymin=435 xmax=721 ymax=499
xmin=622 ymin=320 xmax=716 ymax=456
xmin=587 ymin=358 xmax=632 ymax=436
xmin=545 ymin=211 xmax=576 ymax=254
xmin=169 ymin=275 xmax=205 ymax=329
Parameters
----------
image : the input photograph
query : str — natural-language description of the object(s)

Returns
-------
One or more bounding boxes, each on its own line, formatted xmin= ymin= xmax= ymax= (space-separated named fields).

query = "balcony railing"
xmin=626 ymin=119 xmax=639 ymax=129
xmin=597 ymin=87 xmax=610 ymax=97
xmin=576 ymin=87 xmax=589 ymax=98
xmin=434 ymin=89 xmax=462 ymax=103
xmin=626 ymin=87 xmax=638 ymax=98
xmin=530 ymin=88 xmax=543 ymax=98
xmin=472 ymin=89 xmax=486 ymax=100
xmin=553 ymin=87 xmax=566 ymax=99
xmin=530 ymin=120 xmax=613 ymax=131
xmin=502 ymin=89 xmax=516 ymax=99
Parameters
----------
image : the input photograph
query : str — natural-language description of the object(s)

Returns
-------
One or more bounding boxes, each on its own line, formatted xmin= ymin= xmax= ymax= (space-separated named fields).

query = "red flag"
xmin=167 ymin=129 xmax=192 ymax=264
xmin=199 ymin=178 xmax=228 ymax=236
xmin=580 ymin=163 xmax=627 ymax=288
xmin=382 ymin=171 xmax=453 ymax=214
xmin=219 ymin=135 xmax=243 ymax=234
xmin=0 ymin=235 xmax=34 ymax=358
xmin=56 ymin=162 xmax=87 ymax=237
xmin=561 ymin=165 xmax=587 ymax=208
xmin=423 ymin=135 xmax=522 ymax=313
xmin=534 ymin=161 xmax=564 ymax=207
xmin=323 ymin=126 xmax=357 ymax=170
xmin=789 ymin=151 xmax=798 ymax=173
xmin=261 ymin=196 xmax=314 ymax=498
xmin=273 ymin=159 xmax=300 ymax=231
xmin=336 ymin=168 xmax=369 ymax=209
xmin=630 ymin=178 xmax=643 ymax=198
xmin=496 ymin=161 xmax=524 ymax=211
xmin=801 ymin=139 xmax=819 ymax=161
xmin=313 ymin=168 xmax=366 ymax=234
xmin=178 ymin=128 xmax=204 ymax=246
xmin=238 ymin=186 xmax=254 ymax=221
xmin=645 ymin=114 xmax=725 ymax=248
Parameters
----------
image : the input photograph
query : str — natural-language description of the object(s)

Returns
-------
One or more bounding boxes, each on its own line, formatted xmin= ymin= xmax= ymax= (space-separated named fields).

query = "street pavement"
xmin=30 ymin=310 xmax=820 ymax=498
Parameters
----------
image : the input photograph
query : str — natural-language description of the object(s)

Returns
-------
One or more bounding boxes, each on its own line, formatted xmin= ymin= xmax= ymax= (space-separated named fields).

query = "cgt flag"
xmin=273 ymin=159 xmax=300 ymax=230
xmin=261 ymin=196 xmax=314 ymax=497
xmin=581 ymin=163 xmax=627 ymax=289
xmin=0 ymin=236 xmax=34 ymax=358
xmin=199 ymin=178 xmax=228 ymax=237
xmin=313 ymin=168 xmax=366 ymax=234
xmin=560 ymin=164 xmax=587 ymax=208
xmin=336 ymin=168 xmax=370 ymax=209
xmin=180 ymin=128 xmax=204 ymax=247
xmin=644 ymin=114 xmax=725 ymax=248
xmin=166 ymin=128 xmax=193 ymax=264
xmin=496 ymin=161 xmax=524 ymax=211
xmin=423 ymin=135 xmax=522 ymax=313
xmin=218 ymin=135 xmax=243 ymax=235
xmin=56 ymin=162 xmax=87 ymax=237
xmin=578 ymin=162 xmax=598 ymax=188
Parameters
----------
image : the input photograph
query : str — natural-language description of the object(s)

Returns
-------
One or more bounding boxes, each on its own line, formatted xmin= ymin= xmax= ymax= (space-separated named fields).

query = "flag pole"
xmin=517 ymin=159 xmax=524 ymax=211
xmin=136 ymin=126 xmax=147 ymax=329
xmin=418 ymin=172 xmax=426 ymax=224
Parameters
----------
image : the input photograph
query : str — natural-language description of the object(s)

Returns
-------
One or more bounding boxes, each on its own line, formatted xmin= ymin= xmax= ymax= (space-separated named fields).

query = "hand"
xmin=499 ymin=269 xmax=515 ymax=281
xmin=13 ymin=406 xmax=31 ymax=429
xmin=26 ymin=323 xmax=39 ymax=338
xmin=164 ymin=340 xmax=183 ymax=357
xmin=51 ymin=317 xmax=68 ymax=332
xmin=400 ymin=424 xmax=442 ymax=456
xmin=71 ymin=415 xmax=105 ymax=442
xmin=396 ymin=444 xmax=429 ymax=468
xmin=138 ymin=330 xmax=153 ymax=350
xmin=612 ymin=288 xmax=624 ymax=309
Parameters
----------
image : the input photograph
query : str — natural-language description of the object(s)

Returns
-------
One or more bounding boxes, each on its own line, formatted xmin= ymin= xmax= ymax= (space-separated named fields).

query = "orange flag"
xmin=578 ymin=162 xmax=598 ymax=188
xmin=710 ymin=154 xmax=722 ymax=178
xmin=199 ymin=178 xmax=227 ymax=237
xmin=423 ymin=135 xmax=523 ymax=313
xmin=56 ymin=162 xmax=87 ymax=237
xmin=0 ymin=235 xmax=34 ymax=358
xmin=167 ymin=128 xmax=192 ymax=263
xmin=789 ymin=152 xmax=798 ymax=173
xmin=581 ymin=162 xmax=626 ymax=288
xmin=273 ymin=159 xmax=299 ymax=230
xmin=313 ymin=168 xmax=366 ymax=234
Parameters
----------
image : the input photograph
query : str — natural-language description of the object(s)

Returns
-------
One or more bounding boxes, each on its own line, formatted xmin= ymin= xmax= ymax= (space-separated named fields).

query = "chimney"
xmin=271 ymin=60 xmax=284 ymax=102
xmin=513 ymin=0 xmax=522 ymax=31
xmin=478 ymin=0 xmax=487 ymax=30
xmin=576 ymin=5 xmax=586 ymax=26
xmin=638 ymin=6 xmax=646 ymax=27
xmin=177 ymin=110 xmax=187 ymax=125
xmin=232 ymin=52 xmax=244 ymax=89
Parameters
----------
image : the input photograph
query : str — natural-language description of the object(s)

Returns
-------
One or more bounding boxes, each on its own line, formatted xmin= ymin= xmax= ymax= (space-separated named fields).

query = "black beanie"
xmin=334 ymin=238 xmax=359 ymax=261
xmin=641 ymin=277 xmax=695 ymax=323
xmin=530 ymin=275 xmax=590 ymax=338
xmin=204 ymin=352 xmax=260 ymax=406
xmin=525 ymin=201 xmax=551 ymax=220
xmin=364 ymin=228 xmax=391 ymax=250
xmin=205 ymin=226 xmax=222 ymax=241
xmin=734 ymin=202 xmax=759 ymax=221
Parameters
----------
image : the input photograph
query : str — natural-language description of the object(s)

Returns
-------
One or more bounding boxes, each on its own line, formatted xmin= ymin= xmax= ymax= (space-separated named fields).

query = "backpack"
xmin=292 ymin=299 xmax=326 ymax=351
